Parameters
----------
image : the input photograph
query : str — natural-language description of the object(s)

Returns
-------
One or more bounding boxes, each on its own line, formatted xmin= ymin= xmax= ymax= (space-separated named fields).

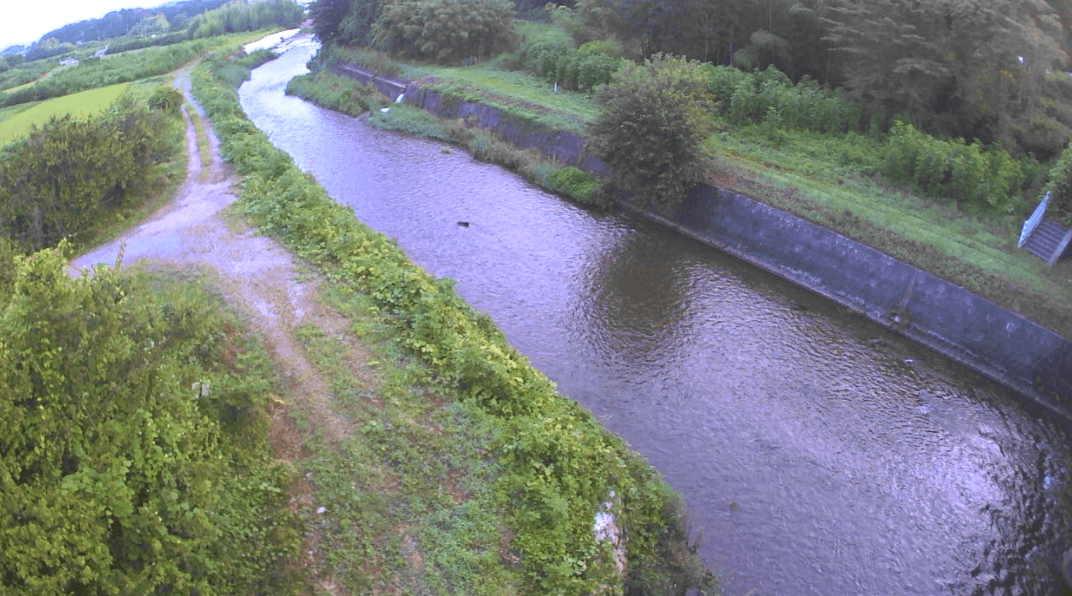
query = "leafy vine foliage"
xmin=0 ymin=248 xmax=300 ymax=595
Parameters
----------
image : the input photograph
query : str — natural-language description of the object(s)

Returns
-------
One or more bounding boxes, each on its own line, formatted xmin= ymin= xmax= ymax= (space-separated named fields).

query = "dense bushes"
xmin=0 ymin=92 xmax=182 ymax=252
xmin=373 ymin=0 xmax=520 ymax=64
xmin=518 ymin=38 xmax=623 ymax=92
xmin=0 ymin=247 xmax=300 ymax=595
xmin=708 ymin=65 xmax=861 ymax=134
xmin=589 ymin=54 xmax=713 ymax=213
xmin=193 ymin=52 xmax=713 ymax=595
xmin=286 ymin=71 xmax=383 ymax=116
xmin=188 ymin=0 xmax=304 ymax=38
xmin=881 ymin=121 xmax=1025 ymax=213
xmin=1041 ymin=143 xmax=1072 ymax=226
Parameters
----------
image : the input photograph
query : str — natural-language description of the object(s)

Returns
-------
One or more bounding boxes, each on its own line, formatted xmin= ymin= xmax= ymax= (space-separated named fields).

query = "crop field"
xmin=0 ymin=82 xmax=129 ymax=146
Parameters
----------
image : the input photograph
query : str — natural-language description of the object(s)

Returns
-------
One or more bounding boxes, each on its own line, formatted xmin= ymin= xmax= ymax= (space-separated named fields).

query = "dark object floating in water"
xmin=457 ymin=221 xmax=470 ymax=227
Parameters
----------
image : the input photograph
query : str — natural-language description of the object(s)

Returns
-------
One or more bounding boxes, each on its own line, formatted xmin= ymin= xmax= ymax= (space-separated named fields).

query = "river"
xmin=239 ymin=37 xmax=1072 ymax=596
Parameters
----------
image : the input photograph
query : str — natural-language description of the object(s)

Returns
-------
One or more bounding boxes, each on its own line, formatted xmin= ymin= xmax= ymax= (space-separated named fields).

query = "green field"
xmin=0 ymin=82 xmax=130 ymax=146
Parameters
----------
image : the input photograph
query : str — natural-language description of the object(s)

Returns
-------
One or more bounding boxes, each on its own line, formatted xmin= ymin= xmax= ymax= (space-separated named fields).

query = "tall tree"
xmin=824 ymin=0 xmax=1067 ymax=150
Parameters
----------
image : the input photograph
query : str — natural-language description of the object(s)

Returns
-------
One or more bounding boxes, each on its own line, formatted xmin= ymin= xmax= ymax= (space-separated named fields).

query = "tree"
xmin=824 ymin=0 xmax=1068 ymax=151
xmin=588 ymin=54 xmax=712 ymax=213
xmin=373 ymin=0 xmax=519 ymax=64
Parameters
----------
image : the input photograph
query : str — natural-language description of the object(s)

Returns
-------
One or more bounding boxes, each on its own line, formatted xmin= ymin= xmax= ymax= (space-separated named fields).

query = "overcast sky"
xmin=3 ymin=1 xmax=152 ymax=49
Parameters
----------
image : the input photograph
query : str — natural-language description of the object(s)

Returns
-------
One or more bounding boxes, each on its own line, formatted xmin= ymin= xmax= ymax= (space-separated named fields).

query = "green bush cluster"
xmin=882 ymin=121 xmax=1025 ymax=213
xmin=518 ymin=38 xmax=623 ymax=92
xmin=194 ymin=54 xmax=713 ymax=595
xmin=0 ymin=247 xmax=300 ymax=595
xmin=0 ymin=94 xmax=182 ymax=252
xmin=213 ymin=48 xmax=279 ymax=87
xmin=709 ymin=65 xmax=861 ymax=134
xmin=1040 ymin=143 xmax=1072 ymax=226
xmin=373 ymin=0 xmax=520 ymax=64
xmin=187 ymin=0 xmax=304 ymax=39
xmin=549 ymin=165 xmax=599 ymax=203
xmin=287 ymin=71 xmax=383 ymax=116
xmin=589 ymin=54 xmax=713 ymax=213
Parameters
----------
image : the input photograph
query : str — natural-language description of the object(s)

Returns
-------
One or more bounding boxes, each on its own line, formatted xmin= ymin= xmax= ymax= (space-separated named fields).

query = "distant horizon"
xmin=4 ymin=1 xmax=153 ymax=50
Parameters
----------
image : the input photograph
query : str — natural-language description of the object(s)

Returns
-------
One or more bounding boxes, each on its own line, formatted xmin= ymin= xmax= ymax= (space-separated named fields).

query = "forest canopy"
xmin=311 ymin=0 xmax=1072 ymax=158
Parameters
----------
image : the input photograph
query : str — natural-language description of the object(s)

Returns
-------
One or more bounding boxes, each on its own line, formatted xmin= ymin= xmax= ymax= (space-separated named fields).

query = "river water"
xmin=239 ymin=38 xmax=1072 ymax=596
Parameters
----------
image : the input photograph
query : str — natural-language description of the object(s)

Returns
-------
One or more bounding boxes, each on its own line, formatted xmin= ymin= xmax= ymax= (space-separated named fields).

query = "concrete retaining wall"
xmin=664 ymin=187 xmax=1072 ymax=416
xmin=331 ymin=62 xmax=1072 ymax=416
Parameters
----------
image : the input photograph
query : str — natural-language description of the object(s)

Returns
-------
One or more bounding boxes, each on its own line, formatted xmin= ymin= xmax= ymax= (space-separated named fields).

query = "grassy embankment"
xmin=195 ymin=47 xmax=716 ymax=595
xmin=294 ymin=21 xmax=1072 ymax=344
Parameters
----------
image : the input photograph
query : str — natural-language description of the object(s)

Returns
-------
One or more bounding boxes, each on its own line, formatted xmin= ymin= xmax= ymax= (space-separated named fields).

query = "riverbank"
xmin=190 ymin=43 xmax=717 ymax=595
xmin=300 ymin=60 xmax=1072 ymax=417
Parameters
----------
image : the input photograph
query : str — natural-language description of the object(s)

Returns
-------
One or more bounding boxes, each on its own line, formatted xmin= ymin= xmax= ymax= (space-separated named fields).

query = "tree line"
xmin=312 ymin=0 xmax=1072 ymax=160
xmin=19 ymin=0 xmax=303 ymax=64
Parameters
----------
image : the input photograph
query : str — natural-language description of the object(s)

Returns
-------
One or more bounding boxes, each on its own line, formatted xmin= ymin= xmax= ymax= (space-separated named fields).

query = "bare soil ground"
xmin=71 ymin=67 xmax=377 ymax=595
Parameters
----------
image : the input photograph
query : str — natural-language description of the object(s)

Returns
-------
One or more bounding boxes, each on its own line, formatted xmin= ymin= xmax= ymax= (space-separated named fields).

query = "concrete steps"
xmin=1022 ymin=219 xmax=1071 ymax=263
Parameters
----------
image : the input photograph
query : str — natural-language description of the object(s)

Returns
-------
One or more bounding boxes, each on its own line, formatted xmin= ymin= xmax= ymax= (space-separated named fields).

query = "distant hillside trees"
xmin=37 ymin=0 xmax=232 ymax=44
xmin=188 ymin=0 xmax=305 ymax=38
xmin=372 ymin=0 xmax=519 ymax=63
xmin=24 ymin=39 xmax=77 ymax=62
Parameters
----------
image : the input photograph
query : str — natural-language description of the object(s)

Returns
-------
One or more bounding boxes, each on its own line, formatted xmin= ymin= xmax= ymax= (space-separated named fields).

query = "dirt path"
xmin=71 ymin=65 xmax=364 ymax=596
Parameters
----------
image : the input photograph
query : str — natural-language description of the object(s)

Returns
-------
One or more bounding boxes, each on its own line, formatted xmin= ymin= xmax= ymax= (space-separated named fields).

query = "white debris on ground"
xmin=593 ymin=490 xmax=626 ymax=574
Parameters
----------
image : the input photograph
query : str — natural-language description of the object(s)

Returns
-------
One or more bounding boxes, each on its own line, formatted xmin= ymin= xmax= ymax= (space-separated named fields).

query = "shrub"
xmin=711 ymin=64 xmax=860 ymax=133
xmin=1041 ymin=143 xmax=1072 ymax=226
xmin=148 ymin=84 xmax=184 ymax=115
xmin=881 ymin=121 xmax=1024 ymax=212
xmin=588 ymin=54 xmax=713 ymax=213
xmin=549 ymin=165 xmax=598 ymax=203
xmin=0 ymin=247 xmax=299 ymax=595
xmin=373 ymin=0 xmax=520 ymax=64
xmin=517 ymin=37 xmax=621 ymax=92
xmin=0 ymin=95 xmax=182 ymax=252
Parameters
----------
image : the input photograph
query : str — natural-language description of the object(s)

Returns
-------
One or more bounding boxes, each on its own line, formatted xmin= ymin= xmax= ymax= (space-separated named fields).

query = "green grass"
xmin=402 ymin=61 xmax=598 ymax=133
xmin=704 ymin=124 xmax=1072 ymax=337
xmin=0 ymin=82 xmax=129 ymax=145
xmin=291 ymin=284 xmax=526 ymax=595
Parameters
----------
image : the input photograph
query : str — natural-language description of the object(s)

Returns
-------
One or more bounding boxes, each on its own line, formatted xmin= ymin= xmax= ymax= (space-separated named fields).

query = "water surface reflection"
xmin=240 ymin=39 xmax=1072 ymax=596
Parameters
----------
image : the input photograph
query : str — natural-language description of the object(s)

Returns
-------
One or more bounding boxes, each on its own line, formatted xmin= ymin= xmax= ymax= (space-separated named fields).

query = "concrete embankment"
xmin=331 ymin=63 xmax=1072 ymax=417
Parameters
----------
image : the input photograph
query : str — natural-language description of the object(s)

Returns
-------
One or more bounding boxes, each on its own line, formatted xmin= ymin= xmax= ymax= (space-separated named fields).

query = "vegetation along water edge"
xmin=195 ymin=45 xmax=718 ymax=594
xmin=290 ymin=7 xmax=1072 ymax=360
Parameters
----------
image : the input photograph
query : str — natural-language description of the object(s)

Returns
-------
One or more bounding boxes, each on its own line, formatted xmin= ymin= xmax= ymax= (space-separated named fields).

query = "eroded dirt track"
xmin=70 ymin=66 xmax=365 ymax=595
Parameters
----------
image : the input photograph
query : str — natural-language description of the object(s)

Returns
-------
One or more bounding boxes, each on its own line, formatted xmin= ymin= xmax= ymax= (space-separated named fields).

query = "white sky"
xmin=3 ymin=1 xmax=152 ymax=50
